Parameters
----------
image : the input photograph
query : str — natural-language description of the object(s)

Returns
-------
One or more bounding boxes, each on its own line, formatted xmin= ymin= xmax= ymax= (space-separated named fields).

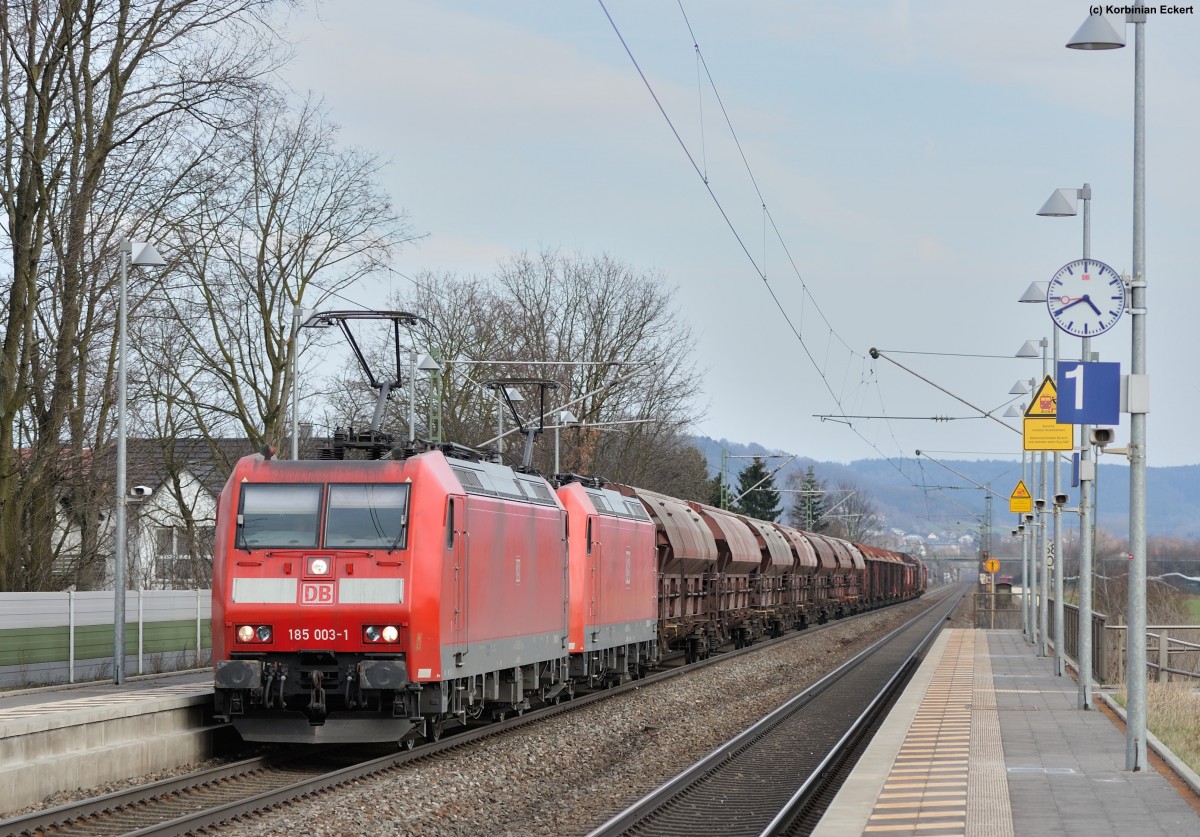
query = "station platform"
xmin=0 ymin=671 xmax=222 ymax=815
xmin=814 ymin=629 xmax=1200 ymax=836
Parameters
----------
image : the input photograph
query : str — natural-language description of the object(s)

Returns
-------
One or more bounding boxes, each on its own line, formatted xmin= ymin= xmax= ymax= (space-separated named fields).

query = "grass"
xmin=1114 ymin=682 xmax=1200 ymax=774
xmin=1185 ymin=596 xmax=1200 ymax=624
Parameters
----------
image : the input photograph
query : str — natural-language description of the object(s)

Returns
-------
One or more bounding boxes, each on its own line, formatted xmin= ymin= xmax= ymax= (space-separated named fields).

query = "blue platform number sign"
xmin=1056 ymin=361 xmax=1120 ymax=425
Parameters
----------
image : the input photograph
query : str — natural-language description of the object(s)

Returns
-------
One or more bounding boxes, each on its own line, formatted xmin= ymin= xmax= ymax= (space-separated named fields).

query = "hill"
xmin=693 ymin=436 xmax=1200 ymax=541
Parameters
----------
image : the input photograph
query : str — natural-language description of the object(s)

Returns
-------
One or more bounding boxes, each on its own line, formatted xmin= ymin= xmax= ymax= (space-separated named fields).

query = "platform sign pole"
xmin=1076 ymin=344 xmax=1095 ymax=708
xmin=1052 ymin=333 xmax=1065 ymax=679
xmin=1058 ymin=357 xmax=1121 ymax=709
xmin=990 ymin=571 xmax=995 ymax=630
xmin=984 ymin=558 xmax=1001 ymax=629
xmin=1010 ymin=475 xmax=1033 ymax=642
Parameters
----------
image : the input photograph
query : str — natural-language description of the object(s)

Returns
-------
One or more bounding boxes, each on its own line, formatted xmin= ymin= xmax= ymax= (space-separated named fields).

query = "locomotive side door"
xmin=449 ymin=495 xmax=468 ymax=665
xmin=588 ymin=514 xmax=601 ymax=644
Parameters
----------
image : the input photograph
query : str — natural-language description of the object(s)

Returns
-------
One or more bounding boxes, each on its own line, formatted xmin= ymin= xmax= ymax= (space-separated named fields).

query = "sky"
xmin=272 ymin=1 xmax=1200 ymax=471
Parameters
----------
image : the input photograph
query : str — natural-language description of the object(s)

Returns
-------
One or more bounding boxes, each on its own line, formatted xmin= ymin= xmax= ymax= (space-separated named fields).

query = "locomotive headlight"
xmin=382 ymin=625 xmax=399 ymax=643
xmin=235 ymin=624 xmax=272 ymax=644
xmin=307 ymin=556 xmax=331 ymax=576
xmin=364 ymin=625 xmax=381 ymax=642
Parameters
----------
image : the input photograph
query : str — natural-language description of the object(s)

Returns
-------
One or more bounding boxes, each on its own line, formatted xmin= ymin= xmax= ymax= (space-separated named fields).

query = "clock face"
xmin=1046 ymin=259 xmax=1126 ymax=337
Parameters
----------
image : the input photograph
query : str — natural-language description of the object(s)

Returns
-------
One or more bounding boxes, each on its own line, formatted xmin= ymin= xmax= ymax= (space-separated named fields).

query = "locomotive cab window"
xmin=238 ymin=484 xmax=322 ymax=548
xmin=325 ymin=484 xmax=411 ymax=549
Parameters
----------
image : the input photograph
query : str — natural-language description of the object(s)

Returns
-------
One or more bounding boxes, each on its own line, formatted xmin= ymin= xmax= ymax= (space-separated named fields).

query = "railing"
xmin=1045 ymin=599 xmax=1200 ymax=685
xmin=1049 ymin=600 xmax=1108 ymax=686
xmin=1102 ymin=624 xmax=1200 ymax=685
xmin=971 ymin=589 xmax=1023 ymax=630
xmin=0 ymin=589 xmax=211 ymax=690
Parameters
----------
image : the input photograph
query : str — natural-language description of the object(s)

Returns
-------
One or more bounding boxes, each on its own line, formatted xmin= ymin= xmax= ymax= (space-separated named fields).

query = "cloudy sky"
xmin=274 ymin=2 xmax=1199 ymax=470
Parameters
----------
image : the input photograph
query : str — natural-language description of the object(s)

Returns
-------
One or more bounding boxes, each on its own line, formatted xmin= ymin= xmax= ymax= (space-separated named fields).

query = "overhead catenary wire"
xmin=599 ymin=1 xmax=967 ymax=499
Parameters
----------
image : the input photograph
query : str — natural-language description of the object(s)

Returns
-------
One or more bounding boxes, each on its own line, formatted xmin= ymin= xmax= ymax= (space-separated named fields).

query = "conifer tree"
xmin=789 ymin=465 xmax=829 ymax=532
xmin=733 ymin=456 xmax=781 ymax=521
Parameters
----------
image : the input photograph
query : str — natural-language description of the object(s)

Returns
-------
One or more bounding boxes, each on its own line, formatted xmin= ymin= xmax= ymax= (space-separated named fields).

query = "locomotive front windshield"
xmin=238 ymin=484 xmax=322 ymax=548
xmin=325 ymin=484 xmax=410 ymax=549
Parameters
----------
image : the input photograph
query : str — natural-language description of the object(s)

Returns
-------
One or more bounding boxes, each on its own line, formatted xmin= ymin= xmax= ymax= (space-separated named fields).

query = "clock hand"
xmin=1082 ymin=294 xmax=1102 ymax=316
xmin=1054 ymin=297 xmax=1086 ymax=316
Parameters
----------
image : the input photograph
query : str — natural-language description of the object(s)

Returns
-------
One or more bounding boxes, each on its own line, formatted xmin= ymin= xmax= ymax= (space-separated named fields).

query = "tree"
xmin=0 ymin=0 xmax=285 ymax=590
xmin=707 ymin=471 xmax=732 ymax=509
xmin=823 ymin=480 xmax=884 ymax=544
xmin=362 ymin=249 xmax=704 ymax=494
xmin=733 ymin=457 xmax=781 ymax=522
xmin=789 ymin=465 xmax=828 ymax=532
xmin=141 ymin=94 xmax=409 ymax=454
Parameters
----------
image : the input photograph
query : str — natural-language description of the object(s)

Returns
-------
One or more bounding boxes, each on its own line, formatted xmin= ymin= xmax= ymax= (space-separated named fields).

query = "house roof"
xmin=89 ymin=437 xmax=258 ymax=498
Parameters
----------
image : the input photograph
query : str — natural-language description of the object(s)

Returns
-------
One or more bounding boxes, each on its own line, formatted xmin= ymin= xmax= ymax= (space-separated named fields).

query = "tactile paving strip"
xmin=863 ymin=630 xmax=1013 ymax=836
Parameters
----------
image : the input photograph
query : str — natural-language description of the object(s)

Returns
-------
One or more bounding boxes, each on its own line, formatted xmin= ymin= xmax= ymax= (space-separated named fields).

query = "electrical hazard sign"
xmin=1009 ymin=480 xmax=1032 ymax=514
xmin=1023 ymin=375 xmax=1073 ymax=452
xmin=1025 ymin=375 xmax=1059 ymax=417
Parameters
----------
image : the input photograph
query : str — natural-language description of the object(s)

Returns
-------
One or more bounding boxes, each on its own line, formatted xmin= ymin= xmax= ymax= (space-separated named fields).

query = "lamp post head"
xmin=1015 ymin=340 xmax=1042 ymax=359
xmin=130 ymin=242 xmax=167 ymax=267
xmin=1018 ymin=282 xmax=1048 ymax=304
xmin=1037 ymin=188 xmax=1078 ymax=217
xmin=1067 ymin=13 xmax=1126 ymax=50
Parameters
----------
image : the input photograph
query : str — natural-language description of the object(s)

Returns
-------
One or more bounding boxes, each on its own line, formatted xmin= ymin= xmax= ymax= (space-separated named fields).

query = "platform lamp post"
xmin=115 ymin=238 xmax=167 ymax=685
xmin=1038 ymin=183 xmax=1100 ymax=710
xmin=1004 ymin=399 xmax=1030 ymax=639
xmin=1066 ymin=9 xmax=1148 ymax=772
xmin=1016 ymin=334 xmax=1050 ymax=658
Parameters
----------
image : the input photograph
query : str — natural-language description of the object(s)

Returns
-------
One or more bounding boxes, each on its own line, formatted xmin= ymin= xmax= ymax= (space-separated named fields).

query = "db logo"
xmin=300 ymin=582 xmax=335 ymax=605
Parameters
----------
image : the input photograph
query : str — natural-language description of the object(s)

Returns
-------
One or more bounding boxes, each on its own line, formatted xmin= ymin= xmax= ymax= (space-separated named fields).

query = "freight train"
xmin=211 ymin=444 xmax=925 ymax=745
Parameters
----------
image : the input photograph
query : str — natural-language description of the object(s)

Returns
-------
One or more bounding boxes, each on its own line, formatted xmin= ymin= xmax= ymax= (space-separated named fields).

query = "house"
xmin=117 ymin=438 xmax=256 ymax=589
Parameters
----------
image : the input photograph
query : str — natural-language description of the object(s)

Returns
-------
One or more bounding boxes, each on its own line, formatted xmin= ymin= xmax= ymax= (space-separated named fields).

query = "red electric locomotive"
xmin=555 ymin=477 xmax=659 ymax=685
xmin=212 ymin=448 xmax=572 ymax=744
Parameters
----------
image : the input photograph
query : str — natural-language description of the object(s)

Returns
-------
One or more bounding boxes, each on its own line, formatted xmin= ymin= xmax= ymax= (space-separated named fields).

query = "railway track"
xmin=0 ymin=594 xmax=951 ymax=837
xmin=586 ymin=587 xmax=964 ymax=837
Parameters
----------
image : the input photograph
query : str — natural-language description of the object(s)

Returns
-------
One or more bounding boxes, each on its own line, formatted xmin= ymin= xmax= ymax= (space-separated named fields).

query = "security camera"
xmin=1017 ymin=523 xmax=1025 ymax=532
xmin=1091 ymin=427 xmax=1114 ymax=448
xmin=1011 ymin=529 xmax=1018 ymax=536
xmin=1024 ymin=513 xmax=1035 ymax=523
xmin=130 ymin=485 xmax=152 ymax=497
xmin=1034 ymin=498 xmax=1045 ymax=510
xmin=1054 ymin=493 xmax=1069 ymax=507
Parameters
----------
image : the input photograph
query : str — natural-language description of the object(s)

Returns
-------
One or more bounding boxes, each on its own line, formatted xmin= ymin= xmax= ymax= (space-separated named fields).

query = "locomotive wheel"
xmin=400 ymin=738 xmax=415 ymax=751
xmin=429 ymin=722 xmax=443 ymax=742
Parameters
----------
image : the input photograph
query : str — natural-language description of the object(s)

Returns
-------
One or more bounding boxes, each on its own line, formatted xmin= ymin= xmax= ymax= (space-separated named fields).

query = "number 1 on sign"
xmin=1064 ymin=363 xmax=1083 ymax=411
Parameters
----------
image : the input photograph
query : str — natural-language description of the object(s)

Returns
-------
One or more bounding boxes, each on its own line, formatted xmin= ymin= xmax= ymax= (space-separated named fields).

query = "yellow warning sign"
xmin=1023 ymin=375 xmax=1074 ymax=451
xmin=985 ymin=558 xmax=1000 ymax=574
xmin=1025 ymin=376 xmax=1058 ymax=417
xmin=1024 ymin=418 xmax=1073 ymax=451
xmin=1009 ymin=480 xmax=1032 ymax=514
